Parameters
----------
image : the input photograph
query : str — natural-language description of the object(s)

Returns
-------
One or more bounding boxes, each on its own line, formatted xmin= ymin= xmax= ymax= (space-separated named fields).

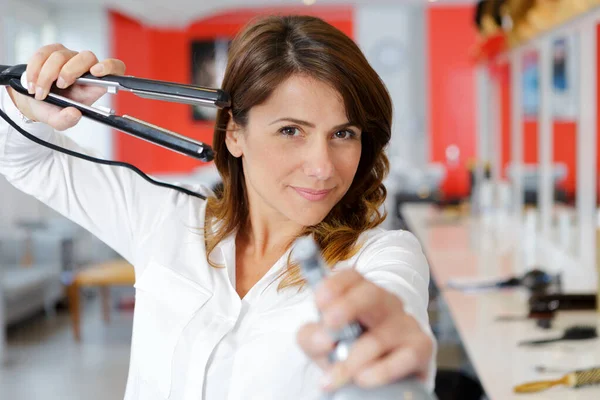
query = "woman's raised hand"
xmin=7 ymin=43 xmax=126 ymax=131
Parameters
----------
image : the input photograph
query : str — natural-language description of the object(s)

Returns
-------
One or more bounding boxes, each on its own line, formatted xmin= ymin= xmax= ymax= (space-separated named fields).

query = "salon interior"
xmin=1 ymin=0 xmax=600 ymax=399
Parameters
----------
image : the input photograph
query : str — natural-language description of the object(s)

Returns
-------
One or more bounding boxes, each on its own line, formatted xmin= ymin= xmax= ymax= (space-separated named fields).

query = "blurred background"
xmin=2 ymin=1 xmax=600 ymax=399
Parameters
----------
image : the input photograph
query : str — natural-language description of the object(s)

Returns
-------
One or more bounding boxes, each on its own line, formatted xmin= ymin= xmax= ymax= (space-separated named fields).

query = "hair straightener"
xmin=0 ymin=64 xmax=231 ymax=199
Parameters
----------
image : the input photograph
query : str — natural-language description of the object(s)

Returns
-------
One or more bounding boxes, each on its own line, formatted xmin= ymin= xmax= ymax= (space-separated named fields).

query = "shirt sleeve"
xmin=354 ymin=229 xmax=437 ymax=393
xmin=0 ymin=87 xmax=200 ymax=272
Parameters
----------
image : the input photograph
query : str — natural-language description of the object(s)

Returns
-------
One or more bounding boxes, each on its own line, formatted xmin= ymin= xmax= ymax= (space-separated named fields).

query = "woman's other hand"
xmin=297 ymin=269 xmax=434 ymax=392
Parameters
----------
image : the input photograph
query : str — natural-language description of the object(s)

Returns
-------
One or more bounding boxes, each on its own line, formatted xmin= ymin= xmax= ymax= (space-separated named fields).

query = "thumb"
xmin=47 ymin=107 xmax=82 ymax=131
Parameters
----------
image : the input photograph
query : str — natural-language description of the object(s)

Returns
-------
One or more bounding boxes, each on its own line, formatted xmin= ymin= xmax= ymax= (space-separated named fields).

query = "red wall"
xmin=427 ymin=6 xmax=580 ymax=198
xmin=427 ymin=7 xmax=477 ymax=166
xmin=501 ymin=92 xmax=577 ymax=196
xmin=500 ymin=64 xmax=511 ymax=179
xmin=496 ymin=27 xmax=600 ymax=199
xmin=554 ymin=122 xmax=577 ymax=194
xmin=427 ymin=6 xmax=478 ymax=198
xmin=496 ymin=58 xmax=580 ymax=197
xmin=497 ymin=30 xmax=600 ymax=198
xmin=597 ymin=25 xmax=600 ymax=182
xmin=110 ymin=7 xmax=354 ymax=173
xmin=523 ymin=121 xmax=539 ymax=164
xmin=502 ymin=117 xmax=577 ymax=197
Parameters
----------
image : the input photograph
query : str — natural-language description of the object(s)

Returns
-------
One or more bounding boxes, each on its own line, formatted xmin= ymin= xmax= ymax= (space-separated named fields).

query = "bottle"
xmin=293 ymin=236 xmax=437 ymax=400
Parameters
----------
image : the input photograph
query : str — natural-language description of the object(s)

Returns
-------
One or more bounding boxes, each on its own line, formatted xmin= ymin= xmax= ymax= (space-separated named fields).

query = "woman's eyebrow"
xmin=333 ymin=122 xmax=360 ymax=131
xmin=269 ymin=117 xmax=316 ymax=127
xmin=269 ymin=117 xmax=359 ymax=130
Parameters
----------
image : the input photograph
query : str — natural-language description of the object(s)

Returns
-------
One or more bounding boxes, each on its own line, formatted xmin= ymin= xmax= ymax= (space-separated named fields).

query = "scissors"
xmin=0 ymin=64 xmax=230 ymax=162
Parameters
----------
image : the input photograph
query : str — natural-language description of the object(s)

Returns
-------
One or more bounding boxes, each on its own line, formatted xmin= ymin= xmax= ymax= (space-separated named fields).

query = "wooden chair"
xmin=66 ymin=260 xmax=135 ymax=341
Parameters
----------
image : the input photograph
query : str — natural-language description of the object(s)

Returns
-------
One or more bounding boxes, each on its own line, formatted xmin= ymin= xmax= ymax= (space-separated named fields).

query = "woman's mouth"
xmin=291 ymin=187 xmax=333 ymax=201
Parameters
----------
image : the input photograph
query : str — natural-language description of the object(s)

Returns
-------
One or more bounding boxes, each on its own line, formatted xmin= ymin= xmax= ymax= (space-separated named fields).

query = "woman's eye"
xmin=280 ymin=126 xmax=301 ymax=137
xmin=334 ymin=130 xmax=356 ymax=140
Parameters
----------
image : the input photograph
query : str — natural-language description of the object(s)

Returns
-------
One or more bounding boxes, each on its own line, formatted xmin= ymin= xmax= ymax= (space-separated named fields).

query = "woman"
xmin=1 ymin=15 xmax=435 ymax=400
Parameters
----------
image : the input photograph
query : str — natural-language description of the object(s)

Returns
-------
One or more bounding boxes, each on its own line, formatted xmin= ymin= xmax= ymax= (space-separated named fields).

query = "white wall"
xmin=355 ymin=5 xmax=428 ymax=228
xmin=356 ymin=4 xmax=428 ymax=171
xmin=1 ymin=0 xmax=55 ymax=228
xmin=2 ymin=0 xmax=53 ymax=64
xmin=52 ymin=6 xmax=114 ymax=159
xmin=0 ymin=1 xmax=112 ymax=228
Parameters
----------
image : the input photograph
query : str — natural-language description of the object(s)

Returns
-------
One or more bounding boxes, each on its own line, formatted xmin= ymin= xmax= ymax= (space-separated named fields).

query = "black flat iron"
xmin=0 ymin=64 xmax=230 ymax=162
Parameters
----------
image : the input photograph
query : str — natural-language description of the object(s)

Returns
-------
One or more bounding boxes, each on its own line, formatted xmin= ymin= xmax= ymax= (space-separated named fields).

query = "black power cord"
xmin=0 ymin=106 xmax=208 ymax=200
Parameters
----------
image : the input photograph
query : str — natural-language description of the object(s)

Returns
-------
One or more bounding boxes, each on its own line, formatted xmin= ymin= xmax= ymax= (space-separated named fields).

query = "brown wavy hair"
xmin=204 ymin=15 xmax=392 ymax=291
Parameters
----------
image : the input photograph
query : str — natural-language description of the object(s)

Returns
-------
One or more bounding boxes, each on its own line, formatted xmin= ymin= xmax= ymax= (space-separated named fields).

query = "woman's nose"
xmin=303 ymin=139 xmax=335 ymax=180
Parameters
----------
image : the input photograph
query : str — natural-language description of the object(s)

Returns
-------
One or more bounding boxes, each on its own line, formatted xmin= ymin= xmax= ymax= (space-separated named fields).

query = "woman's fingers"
xmin=353 ymin=326 xmax=433 ymax=388
xmin=321 ymin=279 xmax=393 ymax=330
xmin=321 ymin=325 xmax=433 ymax=391
xmin=354 ymin=348 xmax=422 ymax=388
xmin=34 ymin=49 xmax=78 ymax=100
xmin=15 ymin=44 xmax=125 ymax=127
xmin=46 ymin=106 xmax=82 ymax=132
xmin=57 ymin=50 xmax=99 ymax=89
xmin=297 ymin=322 xmax=335 ymax=370
xmin=90 ymin=58 xmax=127 ymax=77
xmin=346 ymin=314 xmax=431 ymax=377
xmin=301 ymin=270 xmax=434 ymax=392
xmin=25 ymin=46 xmax=123 ymax=102
xmin=25 ymin=43 xmax=67 ymax=94
xmin=314 ymin=269 xmax=363 ymax=308
xmin=321 ymin=317 xmax=401 ymax=391
xmin=343 ymin=330 xmax=388 ymax=377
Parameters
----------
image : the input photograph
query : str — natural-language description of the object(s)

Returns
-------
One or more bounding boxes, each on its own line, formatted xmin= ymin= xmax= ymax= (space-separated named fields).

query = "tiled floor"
xmin=1 ymin=295 xmax=133 ymax=400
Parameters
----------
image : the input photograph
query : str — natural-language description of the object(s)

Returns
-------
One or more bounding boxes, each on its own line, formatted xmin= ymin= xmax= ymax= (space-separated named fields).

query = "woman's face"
xmin=226 ymin=74 xmax=362 ymax=227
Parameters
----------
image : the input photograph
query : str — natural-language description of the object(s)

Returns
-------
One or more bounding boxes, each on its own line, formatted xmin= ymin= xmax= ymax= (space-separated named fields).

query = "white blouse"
xmin=0 ymin=87 xmax=436 ymax=400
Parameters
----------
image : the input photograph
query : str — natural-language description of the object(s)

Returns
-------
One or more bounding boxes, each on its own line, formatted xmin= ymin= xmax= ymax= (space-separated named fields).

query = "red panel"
xmin=110 ymin=12 xmax=154 ymax=167
xmin=553 ymin=122 xmax=577 ymax=194
xmin=427 ymin=6 xmax=478 ymax=166
xmin=500 ymin=64 xmax=511 ymax=179
xmin=523 ymin=121 xmax=538 ymax=164
xmin=110 ymin=7 xmax=354 ymax=174
xmin=427 ymin=6 xmax=478 ymax=199
xmin=521 ymin=120 xmax=577 ymax=196
xmin=597 ymin=24 xmax=600 ymax=200
xmin=498 ymin=27 xmax=600 ymax=199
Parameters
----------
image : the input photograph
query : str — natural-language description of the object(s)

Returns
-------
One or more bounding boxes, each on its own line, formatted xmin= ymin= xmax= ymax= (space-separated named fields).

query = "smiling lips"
xmin=292 ymin=187 xmax=333 ymax=201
